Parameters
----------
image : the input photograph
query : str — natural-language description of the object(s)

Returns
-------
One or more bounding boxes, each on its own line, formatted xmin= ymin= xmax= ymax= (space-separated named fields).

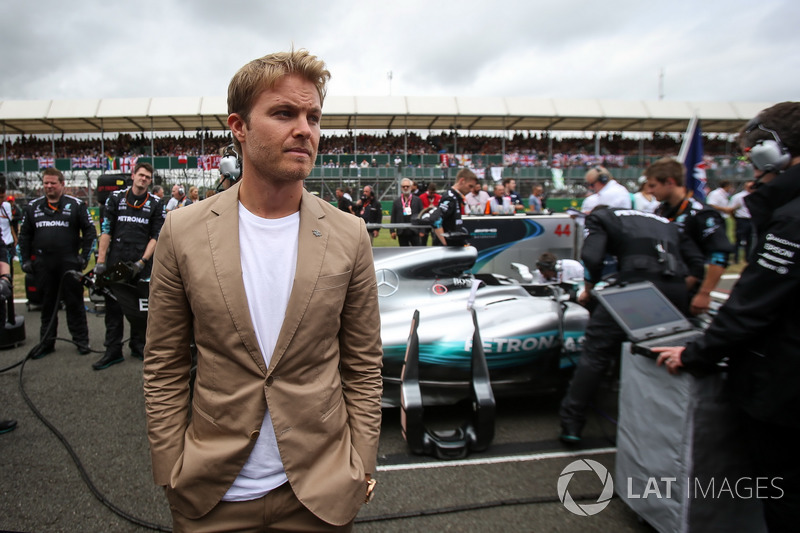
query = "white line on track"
xmin=377 ymin=447 xmax=616 ymax=472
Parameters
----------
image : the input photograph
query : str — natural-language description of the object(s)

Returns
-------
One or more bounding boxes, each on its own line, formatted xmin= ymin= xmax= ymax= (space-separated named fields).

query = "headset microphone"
xmin=217 ymin=144 xmax=242 ymax=191
xmin=219 ymin=144 xmax=242 ymax=180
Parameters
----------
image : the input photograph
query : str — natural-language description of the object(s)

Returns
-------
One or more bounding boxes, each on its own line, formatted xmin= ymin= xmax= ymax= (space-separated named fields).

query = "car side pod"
xmin=400 ymin=306 xmax=496 ymax=460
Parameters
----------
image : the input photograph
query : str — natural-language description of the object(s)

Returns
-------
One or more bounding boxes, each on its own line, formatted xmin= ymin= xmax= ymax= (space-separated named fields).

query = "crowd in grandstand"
xmin=4 ymin=130 xmax=737 ymax=166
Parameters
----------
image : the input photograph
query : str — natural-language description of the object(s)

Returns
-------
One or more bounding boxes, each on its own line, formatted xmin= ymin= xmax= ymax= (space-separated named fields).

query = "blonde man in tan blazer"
xmin=144 ymin=49 xmax=383 ymax=531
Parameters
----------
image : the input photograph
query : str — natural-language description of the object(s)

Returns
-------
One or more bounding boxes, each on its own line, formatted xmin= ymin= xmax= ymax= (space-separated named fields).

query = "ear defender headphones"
xmin=593 ymin=167 xmax=610 ymax=184
xmin=744 ymin=119 xmax=791 ymax=173
xmin=219 ymin=144 xmax=242 ymax=181
xmin=178 ymin=186 xmax=185 ymax=196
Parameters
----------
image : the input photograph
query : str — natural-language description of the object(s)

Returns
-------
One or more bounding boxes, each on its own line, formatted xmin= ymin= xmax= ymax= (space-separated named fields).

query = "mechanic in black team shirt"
xmin=18 ymin=167 xmax=97 ymax=357
xmin=559 ymin=205 xmax=704 ymax=445
xmin=654 ymin=102 xmax=800 ymax=532
xmin=645 ymin=158 xmax=734 ymax=315
xmin=93 ymin=161 xmax=164 ymax=370
xmin=432 ymin=168 xmax=478 ymax=246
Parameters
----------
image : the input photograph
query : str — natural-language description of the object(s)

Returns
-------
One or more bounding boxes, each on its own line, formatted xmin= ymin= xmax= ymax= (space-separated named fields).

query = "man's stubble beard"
xmin=248 ymin=142 xmax=315 ymax=184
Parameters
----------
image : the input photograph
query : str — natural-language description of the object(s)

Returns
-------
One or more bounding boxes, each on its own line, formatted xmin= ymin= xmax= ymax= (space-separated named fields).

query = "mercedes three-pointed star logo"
xmin=375 ymin=269 xmax=400 ymax=297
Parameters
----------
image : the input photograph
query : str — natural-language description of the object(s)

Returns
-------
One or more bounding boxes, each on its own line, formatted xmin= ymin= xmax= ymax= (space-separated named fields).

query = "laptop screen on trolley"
xmin=592 ymin=282 xmax=693 ymax=343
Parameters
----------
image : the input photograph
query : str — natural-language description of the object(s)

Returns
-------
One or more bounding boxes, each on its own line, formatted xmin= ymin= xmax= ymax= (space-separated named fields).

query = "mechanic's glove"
xmin=130 ymin=259 xmax=146 ymax=277
xmin=0 ymin=276 xmax=11 ymax=301
xmin=21 ymin=260 xmax=33 ymax=274
xmin=94 ymin=262 xmax=107 ymax=276
xmin=77 ymin=255 xmax=88 ymax=271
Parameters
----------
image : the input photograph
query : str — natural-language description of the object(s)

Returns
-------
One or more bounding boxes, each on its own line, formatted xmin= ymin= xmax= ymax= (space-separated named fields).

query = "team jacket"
xmin=102 ymin=188 xmax=165 ymax=266
xmin=681 ymin=165 xmax=800 ymax=427
xmin=434 ymin=187 xmax=465 ymax=233
xmin=18 ymin=194 xmax=97 ymax=265
xmin=581 ymin=207 xmax=705 ymax=285
xmin=655 ymin=196 xmax=733 ymax=268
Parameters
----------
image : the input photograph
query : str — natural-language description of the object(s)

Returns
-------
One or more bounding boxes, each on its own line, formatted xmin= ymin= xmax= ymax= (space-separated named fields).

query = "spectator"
xmin=528 ymin=184 xmax=544 ymax=214
xmin=389 ymin=178 xmax=423 ymax=246
xmin=465 ymin=181 xmax=490 ymax=214
xmin=356 ymin=185 xmax=382 ymax=244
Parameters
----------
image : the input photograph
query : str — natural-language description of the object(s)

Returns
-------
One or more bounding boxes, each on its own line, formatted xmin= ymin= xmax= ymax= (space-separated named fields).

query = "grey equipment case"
xmin=615 ymin=344 xmax=767 ymax=533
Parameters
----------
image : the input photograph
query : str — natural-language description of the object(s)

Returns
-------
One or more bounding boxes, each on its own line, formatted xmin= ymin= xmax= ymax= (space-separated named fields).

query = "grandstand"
xmin=0 ymin=95 xmax=768 ymax=206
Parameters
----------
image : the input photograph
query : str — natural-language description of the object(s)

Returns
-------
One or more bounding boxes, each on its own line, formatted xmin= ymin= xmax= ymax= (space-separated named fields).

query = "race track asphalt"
xmin=0 ymin=299 xmax=657 ymax=533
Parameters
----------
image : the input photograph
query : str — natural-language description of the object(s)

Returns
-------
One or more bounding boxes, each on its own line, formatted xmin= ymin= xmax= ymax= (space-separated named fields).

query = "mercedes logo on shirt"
xmin=375 ymin=269 xmax=400 ymax=297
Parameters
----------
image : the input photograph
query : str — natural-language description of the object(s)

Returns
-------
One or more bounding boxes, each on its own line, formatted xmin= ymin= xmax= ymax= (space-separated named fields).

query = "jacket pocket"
xmin=314 ymin=271 xmax=351 ymax=291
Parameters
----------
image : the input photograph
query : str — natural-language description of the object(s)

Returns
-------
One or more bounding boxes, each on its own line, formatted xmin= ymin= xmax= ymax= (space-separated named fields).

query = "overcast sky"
xmin=1 ymin=0 xmax=797 ymax=106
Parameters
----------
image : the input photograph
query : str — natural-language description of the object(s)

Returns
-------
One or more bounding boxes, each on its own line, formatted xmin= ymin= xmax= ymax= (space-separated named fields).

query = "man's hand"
xmin=690 ymin=291 xmax=711 ymax=315
xmin=77 ymin=255 xmax=88 ymax=271
xmin=94 ymin=263 xmax=107 ymax=276
xmin=131 ymin=259 xmax=146 ymax=277
xmin=390 ymin=232 xmax=397 ymax=240
xmin=21 ymin=261 xmax=33 ymax=274
xmin=578 ymin=289 xmax=591 ymax=307
xmin=654 ymin=346 xmax=686 ymax=375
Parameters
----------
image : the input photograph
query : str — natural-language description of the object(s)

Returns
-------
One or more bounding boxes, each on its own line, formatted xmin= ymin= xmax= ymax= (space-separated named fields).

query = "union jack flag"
xmin=38 ymin=157 xmax=55 ymax=169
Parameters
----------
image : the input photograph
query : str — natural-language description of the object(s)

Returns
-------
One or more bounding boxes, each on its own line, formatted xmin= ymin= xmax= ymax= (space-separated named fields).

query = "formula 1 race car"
xmin=374 ymin=244 xmax=589 ymax=407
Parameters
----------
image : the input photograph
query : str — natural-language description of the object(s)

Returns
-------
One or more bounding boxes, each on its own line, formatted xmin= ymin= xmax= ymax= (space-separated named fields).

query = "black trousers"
xmin=559 ymin=304 xmax=626 ymax=430
xmin=560 ymin=279 xmax=688 ymax=431
xmin=734 ymin=217 xmax=753 ymax=263
xmin=397 ymin=231 xmax=421 ymax=247
xmin=35 ymin=262 xmax=89 ymax=349
xmin=741 ymin=412 xmax=800 ymax=532
xmin=103 ymin=291 xmax=146 ymax=358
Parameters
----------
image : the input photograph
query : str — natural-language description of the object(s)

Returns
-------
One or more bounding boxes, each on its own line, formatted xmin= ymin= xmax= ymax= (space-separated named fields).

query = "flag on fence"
xmin=84 ymin=156 xmax=102 ymax=169
xmin=678 ymin=116 xmax=707 ymax=203
xmin=197 ymin=155 xmax=221 ymax=170
xmin=71 ymin=157 xmax=85 ymax=169
xmin=121 ymin=156 xmax=138 ymax=173
xmin=456 ymin=154 xmax=472 ymax=167
xmin=178 ymin=154 xmax=188 ymax=165
xmin=107 ymin=155 xmax=118 ymax=170
xmin=503 ymin=153 xmax=519 ymax=166
xmin=38 ymin=157 xmax=54 ymax=169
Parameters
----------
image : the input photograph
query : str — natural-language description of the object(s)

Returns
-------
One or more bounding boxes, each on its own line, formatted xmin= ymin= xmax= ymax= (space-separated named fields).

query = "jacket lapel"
xmin=268 ymin=189 xmax=328 ymax=372
xmin=206 ymin=182 xmax=267 ymax=375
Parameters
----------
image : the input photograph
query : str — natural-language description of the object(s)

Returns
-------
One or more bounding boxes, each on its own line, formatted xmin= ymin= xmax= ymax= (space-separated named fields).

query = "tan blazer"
xmin=143 ymin=183 xmax=383 ymax=525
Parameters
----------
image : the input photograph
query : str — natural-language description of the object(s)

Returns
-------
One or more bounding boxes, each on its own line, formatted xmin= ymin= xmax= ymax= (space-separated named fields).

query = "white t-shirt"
xmin=729 ymin=190 xmax=751 ymax=219
xmin=595 ymin=179 xmax=632 ymax=209
xmin=633 ymin=191 xmax=660 ymax=214
xmin=706 ymin=187 xmax=731 ymax=219
xmin=0 ymin=201 xmax=14 ymax=246
xmin=223 ymin=204 xmax=299 ymax=502
xmin=580 ymin=193 xmax=600 ymax=215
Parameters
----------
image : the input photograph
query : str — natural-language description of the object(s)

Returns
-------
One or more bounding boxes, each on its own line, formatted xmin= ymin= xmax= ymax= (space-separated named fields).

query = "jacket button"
xmin=249 ymin=430 xmax=260 ymax=440
xmin=266 ymin=376 xmax=274 ymax=386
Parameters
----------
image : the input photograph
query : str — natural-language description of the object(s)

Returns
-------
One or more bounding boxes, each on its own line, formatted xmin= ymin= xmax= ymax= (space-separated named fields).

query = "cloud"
xmin=0 ymin=0 xmax=797 ymax=106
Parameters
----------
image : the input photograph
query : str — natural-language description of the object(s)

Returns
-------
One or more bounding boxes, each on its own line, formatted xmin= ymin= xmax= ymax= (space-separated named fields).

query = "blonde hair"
xmin=227 ymin=49 xmax=330 ymax=153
